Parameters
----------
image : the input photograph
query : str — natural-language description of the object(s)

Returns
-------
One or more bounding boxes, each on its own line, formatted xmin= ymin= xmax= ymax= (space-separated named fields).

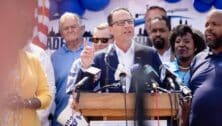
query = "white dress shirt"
xmin=115 ymin=42 xmax=135 ymax=93
xmin=157 ymin=47 xmax=172 ymax=63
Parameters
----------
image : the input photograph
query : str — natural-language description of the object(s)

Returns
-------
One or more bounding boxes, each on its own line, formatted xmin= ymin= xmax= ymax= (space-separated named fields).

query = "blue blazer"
xmin=78 ymin=43 xmax=162 ymax=92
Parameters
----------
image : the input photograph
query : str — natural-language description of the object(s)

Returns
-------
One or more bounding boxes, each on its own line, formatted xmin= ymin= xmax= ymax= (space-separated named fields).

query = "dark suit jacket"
xmin=78 ymin=43 xmax=162 ymax=92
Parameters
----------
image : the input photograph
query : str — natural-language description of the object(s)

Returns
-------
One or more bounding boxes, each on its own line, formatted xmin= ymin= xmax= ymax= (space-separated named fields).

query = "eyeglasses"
xmin=62 ymin=25 xmax=81 ymax=31
xmin=111 ymin=19 xmax=134 ymax=26
xmin=90 ymin=37 xmax=111 ymax=44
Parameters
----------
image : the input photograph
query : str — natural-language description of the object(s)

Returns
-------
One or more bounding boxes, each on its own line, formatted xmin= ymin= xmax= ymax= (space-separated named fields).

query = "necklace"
xmin=178 ymin=65 xmax=190 ymax=70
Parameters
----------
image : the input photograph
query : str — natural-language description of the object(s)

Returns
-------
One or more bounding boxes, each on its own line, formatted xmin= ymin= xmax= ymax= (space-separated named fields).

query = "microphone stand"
xmin=94 ymin=83 xmax=121 ymax=92
xmin=104 ymin=45 xmax=116 ymax=93
xmin=75 ymin=88 xmax=81 ymax=103
xmin=119 ymin=73 xmax=128 ymax=126
xmin=105 ymin=57 xmax=109 ymax=93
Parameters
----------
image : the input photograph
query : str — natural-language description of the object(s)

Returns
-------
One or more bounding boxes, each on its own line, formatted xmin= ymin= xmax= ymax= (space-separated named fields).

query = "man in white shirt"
xmin=78 ymin=8 xmax=162 ymax=92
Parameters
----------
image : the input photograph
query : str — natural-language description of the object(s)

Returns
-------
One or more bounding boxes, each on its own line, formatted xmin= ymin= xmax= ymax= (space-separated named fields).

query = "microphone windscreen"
xmin=114 ymin=64 xmax=131 ymax=81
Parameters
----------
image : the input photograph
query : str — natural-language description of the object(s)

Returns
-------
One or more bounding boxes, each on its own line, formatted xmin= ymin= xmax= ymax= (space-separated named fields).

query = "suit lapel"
xmin=130 ymin=43 xmax=141 ymax=92
xmin=134 ymin=43 xmax=143 ymax=65
xmin=107 ymin=45 xmax=119 ymax=71
xmin=107 ymin=43 xmax=144 ymax=92
xmin=106 ymin=45 xmax=123 ymax=92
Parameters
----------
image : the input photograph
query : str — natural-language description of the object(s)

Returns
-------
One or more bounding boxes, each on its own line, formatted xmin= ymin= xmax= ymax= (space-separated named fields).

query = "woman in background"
xmin=0 ymin=1 xmax=51 ymax=126
xmin=167 ymin=25 xmax=206 ymax=126
xmin=167 ymin=25 xmax=206 ymax=86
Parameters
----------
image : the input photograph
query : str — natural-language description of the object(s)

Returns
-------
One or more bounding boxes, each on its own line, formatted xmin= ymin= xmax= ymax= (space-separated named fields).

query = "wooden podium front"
xmin=78 ymin=93 xmax=179 ymax=120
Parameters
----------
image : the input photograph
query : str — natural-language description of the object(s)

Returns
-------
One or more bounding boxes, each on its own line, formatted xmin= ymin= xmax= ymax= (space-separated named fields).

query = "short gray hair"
xmin=59 ymin=12 xmax=82 ymax=30
xmin=93 ymin=23 xmax=108 ymax=32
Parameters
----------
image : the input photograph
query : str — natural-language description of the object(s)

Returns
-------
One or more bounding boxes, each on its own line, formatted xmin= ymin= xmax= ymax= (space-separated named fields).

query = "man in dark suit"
xmin=79 ymin=8 xmax=162 ymax=93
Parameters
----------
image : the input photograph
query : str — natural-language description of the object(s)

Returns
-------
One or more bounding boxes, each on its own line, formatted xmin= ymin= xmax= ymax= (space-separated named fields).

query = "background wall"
xmin=46 ymin=0 xmax=222 ymax=53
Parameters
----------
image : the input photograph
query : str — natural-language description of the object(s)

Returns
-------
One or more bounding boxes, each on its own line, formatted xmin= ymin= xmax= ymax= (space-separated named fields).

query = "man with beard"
xmin=189 ymin=9 xmax=222 ymax=126
xmin=141 ymin=5 xmax=167 ymax=46
xmin=149 ymin=16 xmax=174 ymax=63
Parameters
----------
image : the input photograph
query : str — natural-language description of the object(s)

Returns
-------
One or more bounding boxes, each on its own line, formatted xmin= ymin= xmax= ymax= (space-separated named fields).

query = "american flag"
xmin=32 ymin=0 xmax=50 ymax=49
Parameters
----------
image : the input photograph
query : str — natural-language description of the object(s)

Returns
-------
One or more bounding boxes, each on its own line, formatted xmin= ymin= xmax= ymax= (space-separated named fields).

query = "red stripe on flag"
xmin=33 ymin=36 xmax=47 ymax=49
xmin=37 ymin=23 xmax=48 ymax=35
xmin=32 ymin=0 xmax=50 ymax=49
xmin=38 ymin=7 xmax=49 ymax=17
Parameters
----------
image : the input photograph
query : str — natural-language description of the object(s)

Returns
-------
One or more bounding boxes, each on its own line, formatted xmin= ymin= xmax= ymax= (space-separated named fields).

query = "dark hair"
xmin=146 ymin=6 xmax=167 ymax=15
xmin=107 ymin=8 xmax=133 ymax=26
xmin=150 ymin=15 xmax=171 ymax=31
xmin=169 ymin=25 xmax=206 ymax=55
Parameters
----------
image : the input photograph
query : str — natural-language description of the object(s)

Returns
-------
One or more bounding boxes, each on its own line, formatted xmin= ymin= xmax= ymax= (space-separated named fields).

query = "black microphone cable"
xmin=123 ymin=86 xmax=128 ymax=126
xmin=94 ymin=83 xmax=121 ymax=92
xmin=149 ymin=80 xmax=175 ymax=126
xmin=119 ymin=73 xmax=128 ymax=126
xmin=104 ymin=44 xmax=116 ymax=72
xmin=104 ymin=45 xmax=116 ymax=92
xmin=167 ymin=89 xmax=174 ymax=126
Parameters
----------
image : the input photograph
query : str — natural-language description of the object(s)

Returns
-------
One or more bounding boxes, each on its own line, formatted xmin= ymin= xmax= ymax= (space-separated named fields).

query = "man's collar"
xmin=206 ymin=47 xmax=222 ymax=58
xmin=63 ymin=42 xmax=84 ymax=52
xmin=114 ymin=41 xmax=135 ymax=54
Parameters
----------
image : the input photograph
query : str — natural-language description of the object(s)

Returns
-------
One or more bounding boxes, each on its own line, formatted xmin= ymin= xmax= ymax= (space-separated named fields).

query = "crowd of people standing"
xmin=0 ymin=1 xmax=222 ymax=126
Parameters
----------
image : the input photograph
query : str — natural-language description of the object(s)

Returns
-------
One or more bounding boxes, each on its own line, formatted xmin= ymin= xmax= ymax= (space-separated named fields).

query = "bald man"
xmin=189 ymin=9 xmax=222 ymax=126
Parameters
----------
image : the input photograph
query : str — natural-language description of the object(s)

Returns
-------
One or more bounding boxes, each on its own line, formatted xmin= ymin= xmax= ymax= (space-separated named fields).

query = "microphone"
xmin=143 ymin=64 xmax=160 ymax=86
xmin=95 ymin=64 xmax=140 ymax=93
xmin=143 ymin=64 xmax=159 ymax=80
xmin=143 ymin=64 xmax=159 ymax=77
xmin=130 ymin=64 xmax=159 ymax=93
xmin=160 ymin=64 xmax=191 ymax=95
xmin=167 ymin=77 xmax=176 ymax=90
xmin=160 ymin=64 xmax=177 ymax=89
xmin=114 ymin=64 xmax=132 ymax=81
xmin=114 ymin=64 xmax=131 ymax=93
xmin=119 ymin=72 xmax=127 ymax=93
xmin=175 ymin=78 xmax=191 ymax=96
xmin=66 ymin=66 xmax=101 ymax=94
xmin=114 ymin=64 xmax=141 ymax=93
xmin=104 ymin=44 xmax=113 ymax=63
xmin=95 ymin=82 xmax=121 ymax=92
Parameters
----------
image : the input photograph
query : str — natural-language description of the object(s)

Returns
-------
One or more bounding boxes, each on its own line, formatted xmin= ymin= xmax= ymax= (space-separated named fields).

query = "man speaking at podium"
xmin=77 ymin=8 xmax=162 ymax=93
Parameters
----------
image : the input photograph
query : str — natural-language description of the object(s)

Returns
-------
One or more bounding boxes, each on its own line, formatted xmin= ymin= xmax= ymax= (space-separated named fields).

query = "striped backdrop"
xmin=32 ymin=0 xmax=50 ymax=49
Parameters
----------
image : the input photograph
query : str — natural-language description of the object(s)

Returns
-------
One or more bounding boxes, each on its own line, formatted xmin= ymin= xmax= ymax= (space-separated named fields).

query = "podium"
xmin=78 ymin=93 xmax=179 ymax=120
